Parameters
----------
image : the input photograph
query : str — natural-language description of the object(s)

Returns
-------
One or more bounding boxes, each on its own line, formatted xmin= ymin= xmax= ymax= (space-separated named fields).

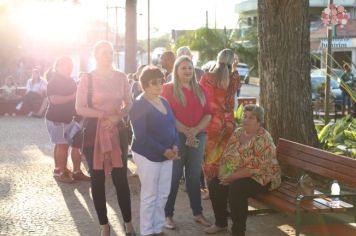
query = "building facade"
xmin=236 ymin=0 xmax=356 ymax=70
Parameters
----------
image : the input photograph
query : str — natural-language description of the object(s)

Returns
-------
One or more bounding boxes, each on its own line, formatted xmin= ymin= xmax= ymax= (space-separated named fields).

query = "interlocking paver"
xmin=0 ymin=116 xmax=295 ymax=236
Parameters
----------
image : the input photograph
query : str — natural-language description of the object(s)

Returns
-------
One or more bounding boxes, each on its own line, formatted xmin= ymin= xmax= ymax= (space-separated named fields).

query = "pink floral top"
xmin=219 ymin=127 xmax=281 ymax=190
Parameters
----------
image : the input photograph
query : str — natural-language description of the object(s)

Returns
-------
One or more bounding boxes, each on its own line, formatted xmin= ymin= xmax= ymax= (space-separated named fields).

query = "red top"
xmin=162 ymin=83 xmax=211 ymax=129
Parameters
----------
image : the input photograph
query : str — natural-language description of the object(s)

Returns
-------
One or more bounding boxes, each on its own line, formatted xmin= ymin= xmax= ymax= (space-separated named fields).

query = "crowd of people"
xmin=1 ymin=41 xmax=284 ymax=236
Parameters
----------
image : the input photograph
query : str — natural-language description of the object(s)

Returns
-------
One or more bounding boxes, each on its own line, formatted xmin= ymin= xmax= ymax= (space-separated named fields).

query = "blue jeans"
xmin=165 ymin=132 xmax=206 ymax=217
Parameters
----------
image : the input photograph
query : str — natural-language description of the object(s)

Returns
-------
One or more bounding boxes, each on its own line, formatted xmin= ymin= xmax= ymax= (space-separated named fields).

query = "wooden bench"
xmin=251 ymin=138 xmax=356 ymax=236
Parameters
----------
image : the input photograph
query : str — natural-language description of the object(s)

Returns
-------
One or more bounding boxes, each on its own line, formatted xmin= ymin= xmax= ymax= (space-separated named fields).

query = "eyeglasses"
xmin=149 ymin=78 xmax=164 ymax=86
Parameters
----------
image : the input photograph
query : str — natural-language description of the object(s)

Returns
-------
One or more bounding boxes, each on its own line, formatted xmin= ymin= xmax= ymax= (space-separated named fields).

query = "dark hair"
xmin=139 ymin=66 xmax=164 ymax=90
xmin=343 ymin=63 xmax=350 ymax=70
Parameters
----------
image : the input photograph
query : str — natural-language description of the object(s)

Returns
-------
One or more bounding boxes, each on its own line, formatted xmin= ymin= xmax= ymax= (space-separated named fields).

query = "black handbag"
xmin=71 ymin=75 xmax=97 ymax=149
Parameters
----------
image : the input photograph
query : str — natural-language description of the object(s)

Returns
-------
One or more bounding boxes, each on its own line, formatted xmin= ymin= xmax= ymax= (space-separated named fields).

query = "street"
xmin=240 ymin=83 xmax=260 ymax=103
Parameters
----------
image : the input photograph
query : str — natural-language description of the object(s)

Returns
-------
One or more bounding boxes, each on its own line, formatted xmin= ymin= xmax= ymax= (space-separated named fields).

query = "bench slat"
xmin=278 ymin=156 xmax=356 ymax=187
xmin=277 ymin=139 xmax=356 ymax=187
xmin=278 ymin=139 xmax=356 ymax=168
xmin=278 ymin=147 xmax=356 ymax=179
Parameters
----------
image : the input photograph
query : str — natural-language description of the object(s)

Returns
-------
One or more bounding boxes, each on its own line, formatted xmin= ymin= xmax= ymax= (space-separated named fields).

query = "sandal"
xmin=204 ymin=224 xmax=227 ymax=234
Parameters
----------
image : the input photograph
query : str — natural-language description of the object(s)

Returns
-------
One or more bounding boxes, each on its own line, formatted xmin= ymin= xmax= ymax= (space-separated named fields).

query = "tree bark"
xmin=125 ymin=0 xmax=137 ymax=73
xmin=257 ymin=0 xmax=318 ymax=146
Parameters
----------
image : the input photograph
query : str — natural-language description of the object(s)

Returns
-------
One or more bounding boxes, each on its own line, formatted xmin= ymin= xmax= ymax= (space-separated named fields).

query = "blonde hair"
xmin=172 ymin=56 xmax=206 ymax=106
xmin=211 ymin=48 xmax=234 ymax=87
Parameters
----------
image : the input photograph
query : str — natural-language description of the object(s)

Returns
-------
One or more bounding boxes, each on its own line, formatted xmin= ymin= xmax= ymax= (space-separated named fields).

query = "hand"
xmin=172 ymin=145 xmax=179 ymax=159
xmin=185 ymin=136 xmax=196 ymax=147
xmin=186 ymin=127 xmax=199 ymax=138
xmin=219 ymin=173 xmax=239 ymax=186
xmin=164 ymin=149 xmax=176 ymax=160
xmin=232 ymin=59 xmax=238 ymax=72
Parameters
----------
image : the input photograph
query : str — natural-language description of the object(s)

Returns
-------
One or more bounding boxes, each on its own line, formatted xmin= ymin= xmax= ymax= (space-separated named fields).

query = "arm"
xmin=186 ymin=114 xmax=211 ymax=137
xmin=219 ymin=168 xmax=252 ymax=185
xmin=105 ymin=74 xmax=133 ymax=127
xmin=75 ymin=75 xmax=105 ymax=118
xmin=49 ymin=92 xmax=76 ymax=105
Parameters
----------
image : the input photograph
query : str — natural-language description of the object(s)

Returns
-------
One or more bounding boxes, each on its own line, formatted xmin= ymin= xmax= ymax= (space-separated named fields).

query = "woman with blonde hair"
xmin=76 ymin=40 xmax=135 ymax=236
xmin=162 ymin=56 xmax=212 ymax=229
xmin=199 ymin=48 xmax=241 ymax=234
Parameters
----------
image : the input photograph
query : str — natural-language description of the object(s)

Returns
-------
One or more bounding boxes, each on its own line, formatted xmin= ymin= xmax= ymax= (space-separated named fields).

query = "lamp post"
xmin=324 ymin=0 xmax=333 ymax=124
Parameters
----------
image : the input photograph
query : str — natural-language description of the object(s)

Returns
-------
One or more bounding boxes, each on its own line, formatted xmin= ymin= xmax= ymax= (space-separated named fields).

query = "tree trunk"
xmin=257 ymin=0 xmax=318 ymax=146
xmin=125 ymin=0 xmax=137 ymax=73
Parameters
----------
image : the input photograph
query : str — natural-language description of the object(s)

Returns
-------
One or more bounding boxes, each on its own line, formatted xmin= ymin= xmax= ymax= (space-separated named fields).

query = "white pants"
xmin=133 ymin=152 xmax=172 ymax=235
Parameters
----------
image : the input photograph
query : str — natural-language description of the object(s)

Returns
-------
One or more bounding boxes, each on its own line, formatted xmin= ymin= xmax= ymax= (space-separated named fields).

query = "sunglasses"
xmin=149 ymin=78 xmax=164 ymax=86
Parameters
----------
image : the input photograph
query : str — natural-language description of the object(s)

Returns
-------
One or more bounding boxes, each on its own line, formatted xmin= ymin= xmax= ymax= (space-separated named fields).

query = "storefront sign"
xmin=320 ymin=38 xmax=353 ymax=48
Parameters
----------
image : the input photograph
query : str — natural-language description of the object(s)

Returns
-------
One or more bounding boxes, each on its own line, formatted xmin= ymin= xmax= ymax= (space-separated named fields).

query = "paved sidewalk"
xmin=0 ymin=116 xmax=296 ymax=236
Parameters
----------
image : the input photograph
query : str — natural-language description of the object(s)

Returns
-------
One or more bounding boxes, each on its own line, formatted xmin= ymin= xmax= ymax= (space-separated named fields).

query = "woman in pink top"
xmin=161 ymin=56 xmax=212 ymax=230
xmin=76 ymin=40 xmax=135 ymax=236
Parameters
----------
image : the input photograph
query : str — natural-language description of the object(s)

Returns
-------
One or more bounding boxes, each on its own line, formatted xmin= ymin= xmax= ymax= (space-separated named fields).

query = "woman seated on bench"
xmin=17 ymin=68 xmax=47 ymax=117
xmin=205 ymin=104 xmax=281 ymax=236
xmin=0 ymin=76 xmax=21 ymax=116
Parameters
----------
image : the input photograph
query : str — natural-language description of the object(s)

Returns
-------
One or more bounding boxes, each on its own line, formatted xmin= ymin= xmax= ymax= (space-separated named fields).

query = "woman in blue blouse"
xmin=130 ymin=66 xmax=179 ymax=236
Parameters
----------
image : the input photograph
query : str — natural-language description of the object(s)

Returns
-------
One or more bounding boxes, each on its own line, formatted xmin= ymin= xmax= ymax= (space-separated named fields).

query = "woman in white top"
xmin=18 ymin=69 xmax=47 ymax=116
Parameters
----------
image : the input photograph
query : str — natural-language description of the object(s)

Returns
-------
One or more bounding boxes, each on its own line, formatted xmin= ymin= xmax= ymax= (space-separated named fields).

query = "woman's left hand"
xmin=219 ymin=173 xmax=239 ymax=186
xmin=186 ymin=127 xmax=199 ymax=138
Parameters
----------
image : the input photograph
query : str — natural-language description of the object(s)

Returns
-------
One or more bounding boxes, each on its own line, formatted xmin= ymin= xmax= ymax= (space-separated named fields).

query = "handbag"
xmin=297 ymin=174 xmax=315 ymax=197
xmin=64 ymin=119 xmax=85 ymax=145
xmin=66 ymin=75 xmax=96 ymax=149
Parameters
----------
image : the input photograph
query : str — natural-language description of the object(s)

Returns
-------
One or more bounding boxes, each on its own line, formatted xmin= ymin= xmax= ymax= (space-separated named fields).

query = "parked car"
xmin=236 ymin=63 xmax=250 ymax=84
xmin=311 ymin=75 xmax=343 ymax=108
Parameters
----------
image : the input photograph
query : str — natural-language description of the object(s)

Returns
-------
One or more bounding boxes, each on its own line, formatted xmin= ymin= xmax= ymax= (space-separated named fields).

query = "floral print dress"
xmin=219 ymin=127 xmax=281 ymax=190
xmin=200 ymin=71 xmax=240 ymax=182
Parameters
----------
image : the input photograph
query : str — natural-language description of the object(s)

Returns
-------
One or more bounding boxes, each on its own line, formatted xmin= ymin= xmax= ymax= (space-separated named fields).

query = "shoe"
xmin=125 ymin=232 xmax=136 ymax=236
xmin=56 ymin=172 xmax=74 ymax=183
xmin=156 ymin=232 xmax=168 ymax=236
xmin=124 ymin=222 xmax=136 ymax=236
xmin=193 ymin=214 xmax=211 ymax=226
xmin=165 ymin=217 xmax=176 ymax=230
xmin=204 ymin=225 xmax=227 ymax=234
xmin=32 ymin=113 xmax=44 ymax=118
xmin=4 ymin=113 xmax=9 ymax=116
xmin=12 ymin=113 xmax=16 ymax=116
xmin=72 ymin=171 xmax=91 ymax=181
xmin=53 ymin=168 xmax=61 ymax=177
xmin=202 ymin=191 xmax=210 ymax=200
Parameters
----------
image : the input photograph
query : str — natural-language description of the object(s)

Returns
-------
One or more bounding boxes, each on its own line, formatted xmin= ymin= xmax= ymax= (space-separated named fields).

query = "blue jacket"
xmin=130 ymin=95 xmax=179 ymax=162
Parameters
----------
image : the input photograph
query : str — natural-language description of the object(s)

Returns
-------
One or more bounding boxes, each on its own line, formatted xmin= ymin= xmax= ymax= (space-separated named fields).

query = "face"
xmin=57 ymin=61 xmax=73 ymax=78
xmin=32 ymin=71 xmax=40 ymax=80
xmin=177 ymin=60 xmax=194 ymax=84
xmin=95 ymin=43 xmax=114 ymax=67
xmin=145 ymin=77 xmax=164 ymax=96
xmin=242 ymin=110 xmax=260 ymax=131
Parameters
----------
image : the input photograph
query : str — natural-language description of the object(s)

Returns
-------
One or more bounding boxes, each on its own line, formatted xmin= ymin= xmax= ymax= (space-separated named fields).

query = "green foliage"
xmin=234 ymin=104 xmax=244 ymax=127
xmin=173 ymin=26 xmax=258 ymax=73
xmin=174 ymin=28 xmax=229 ymax=64
xmin=317 ymin=115 xmax=356 ymax=158
xmin=137 ymin=33 xmax=171 ymax=52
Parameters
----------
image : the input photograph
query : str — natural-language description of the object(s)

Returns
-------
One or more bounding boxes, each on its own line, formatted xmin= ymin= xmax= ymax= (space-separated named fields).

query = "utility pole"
xmin=324 ymin=0 xmax=333 ymax=124
xmin=125 ymin=0 xmax=137 ymax=73
xmin=147 ymin=0 xmax=151 ymax=64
